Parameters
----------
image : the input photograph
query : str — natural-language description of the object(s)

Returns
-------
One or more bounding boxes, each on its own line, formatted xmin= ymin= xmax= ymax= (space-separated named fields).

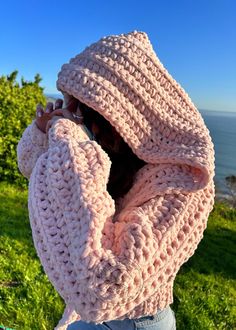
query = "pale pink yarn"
xmin=17 ymin=30 xmax=215 ymax=329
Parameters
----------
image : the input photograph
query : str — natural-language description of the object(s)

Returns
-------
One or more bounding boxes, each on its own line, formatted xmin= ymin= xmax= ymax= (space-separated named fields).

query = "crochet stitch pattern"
xmin=17 ymin=30 xmax=215 ymax=330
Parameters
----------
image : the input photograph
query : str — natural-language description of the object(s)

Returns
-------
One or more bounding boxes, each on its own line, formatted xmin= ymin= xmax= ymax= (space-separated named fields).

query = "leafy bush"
xmin=0 ymin=70 xmax=46 ymax=186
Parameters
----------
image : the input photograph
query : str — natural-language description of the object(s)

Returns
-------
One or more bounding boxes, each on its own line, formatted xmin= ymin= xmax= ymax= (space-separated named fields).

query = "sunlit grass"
xmin=173 ymin=202 xmax=236 ymax=329
xmin=0 ymin=182 xmax=64 ymax=330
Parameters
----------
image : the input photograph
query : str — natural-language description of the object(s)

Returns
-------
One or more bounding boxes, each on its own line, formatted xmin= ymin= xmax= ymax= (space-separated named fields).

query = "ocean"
xmin=200 ymin=109 xmax=236 ymax=194
xmin=45 ymin=95 xmax=236 ymax=194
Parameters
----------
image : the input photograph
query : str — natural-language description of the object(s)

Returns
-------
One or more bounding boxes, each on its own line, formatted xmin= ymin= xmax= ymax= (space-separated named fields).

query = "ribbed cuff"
xmin=31 ymin=120 xmax=48 ymax=148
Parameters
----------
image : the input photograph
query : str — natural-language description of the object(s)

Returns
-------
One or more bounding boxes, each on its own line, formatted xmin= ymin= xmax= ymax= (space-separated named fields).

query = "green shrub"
xmin=0 ymin=70 xmax=46 ymax=186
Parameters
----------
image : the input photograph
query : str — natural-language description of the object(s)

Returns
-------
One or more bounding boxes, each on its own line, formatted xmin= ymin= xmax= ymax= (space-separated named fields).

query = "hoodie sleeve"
xmin=17 ymin=120 xmax=49 ymax=179
xmin=28 ymin=118 xmax=215 ymax=324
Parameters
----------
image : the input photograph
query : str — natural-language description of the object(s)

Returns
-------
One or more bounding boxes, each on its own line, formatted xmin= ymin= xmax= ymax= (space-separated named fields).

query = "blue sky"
xmin=0 ymin=0 xmax=235 ymax=111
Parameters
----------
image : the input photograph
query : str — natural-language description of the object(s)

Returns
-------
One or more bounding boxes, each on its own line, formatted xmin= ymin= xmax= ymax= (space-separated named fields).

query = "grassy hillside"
xmin=0 ymin=182 xmax=235 ymax=330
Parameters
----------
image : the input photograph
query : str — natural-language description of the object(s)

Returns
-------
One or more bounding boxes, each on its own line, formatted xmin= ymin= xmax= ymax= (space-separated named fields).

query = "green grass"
xmin=172 ymin=201 xmax=236 ymax=330
xmin=0 ymin=182 xmax=235 ymax=330
xmin=0 ymin=182 xmax=64 ymax=330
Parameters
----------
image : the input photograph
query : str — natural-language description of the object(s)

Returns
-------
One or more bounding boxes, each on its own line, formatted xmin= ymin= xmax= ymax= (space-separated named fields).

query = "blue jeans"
xmin=67 ymin=305 xmax=176 ymax=330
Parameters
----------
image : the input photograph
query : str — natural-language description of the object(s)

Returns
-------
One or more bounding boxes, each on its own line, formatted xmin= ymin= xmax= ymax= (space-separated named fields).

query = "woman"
xmin=17 ymin=30 xmax=215 ymax=330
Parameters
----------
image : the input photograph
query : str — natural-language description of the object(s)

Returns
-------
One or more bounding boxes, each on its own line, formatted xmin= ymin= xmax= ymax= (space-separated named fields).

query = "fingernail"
xmin=45 ymin=108 xmax=50 ymax=113
xmin=38 ymin=112 xmax=42 ymax=117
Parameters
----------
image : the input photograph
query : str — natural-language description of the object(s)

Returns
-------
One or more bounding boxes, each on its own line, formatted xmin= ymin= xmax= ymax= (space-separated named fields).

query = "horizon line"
xmin=44 ymin=93 xmax=236 ymax=114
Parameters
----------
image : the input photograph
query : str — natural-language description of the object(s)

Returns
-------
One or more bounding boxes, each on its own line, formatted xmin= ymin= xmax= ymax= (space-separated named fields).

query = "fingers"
xmin=36 ymin=104 xmax=44 ymax=117
xmin=55 ymin=98 xmax=63 ymax=110
xmin=36 ymin=97 xmax=82 ymax=128
xmin=45 ymin=102 xmax=54 ymax=113
xmin=36 ymin=100 xmax=62 ymax=117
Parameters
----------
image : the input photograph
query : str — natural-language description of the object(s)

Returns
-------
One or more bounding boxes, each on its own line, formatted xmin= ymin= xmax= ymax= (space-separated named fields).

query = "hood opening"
xmin=64 ymin=94 xmax=147 ymax=201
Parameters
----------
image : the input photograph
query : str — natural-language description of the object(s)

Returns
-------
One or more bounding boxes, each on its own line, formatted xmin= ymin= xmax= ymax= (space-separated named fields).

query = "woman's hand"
xmin=36 ymin=98 xmax=84 ymax=133
xmin=36 ymin=99 xmax=64 ymax=133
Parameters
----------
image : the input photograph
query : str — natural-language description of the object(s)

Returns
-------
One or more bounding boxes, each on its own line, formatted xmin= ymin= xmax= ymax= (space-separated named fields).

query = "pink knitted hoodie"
xmin=17 ymin=31 xmax=215 ymax=329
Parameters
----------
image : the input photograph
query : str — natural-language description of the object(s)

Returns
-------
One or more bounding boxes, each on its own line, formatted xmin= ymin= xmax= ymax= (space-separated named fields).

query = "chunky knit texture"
xmin=17 ymin=30 xmax=215 ymax=330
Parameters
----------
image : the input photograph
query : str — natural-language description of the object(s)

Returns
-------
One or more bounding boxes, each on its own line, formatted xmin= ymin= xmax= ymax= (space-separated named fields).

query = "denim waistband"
xmin=132 ymin=305 xmax=171 ymax=323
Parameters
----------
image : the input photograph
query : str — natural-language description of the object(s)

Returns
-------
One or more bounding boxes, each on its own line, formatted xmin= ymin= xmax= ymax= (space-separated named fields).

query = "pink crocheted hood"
xmin=17 ymin=30 xmax=215 ymax=330
xmin=56 ymin=30 xmax=215 ymax=192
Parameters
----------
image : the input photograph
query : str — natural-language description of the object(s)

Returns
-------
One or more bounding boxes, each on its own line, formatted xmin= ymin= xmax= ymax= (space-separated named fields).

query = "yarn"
xmin=17 ymin=30 xmax=215 ymax=329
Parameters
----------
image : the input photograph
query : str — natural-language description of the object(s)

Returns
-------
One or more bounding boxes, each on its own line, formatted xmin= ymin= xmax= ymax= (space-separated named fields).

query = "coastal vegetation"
xmin=0 ymin=71 xmax=46 ymax=186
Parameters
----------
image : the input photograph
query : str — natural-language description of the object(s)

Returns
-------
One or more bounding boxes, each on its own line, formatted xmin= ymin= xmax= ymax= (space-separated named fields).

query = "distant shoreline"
xmin=215 ymin=192 xmax=235 ymax=207
xmin=45 ymin=94 xmax=236 ymax=114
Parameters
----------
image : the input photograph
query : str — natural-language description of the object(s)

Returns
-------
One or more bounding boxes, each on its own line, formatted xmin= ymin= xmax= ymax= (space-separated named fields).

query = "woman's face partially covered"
xmin=77 ymin=101 xmax=125 ymax=155
xmin=63 ymin=96 xmax=146 ymax=201
xmin=63 ymin=96 xmax=128 ymax=156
